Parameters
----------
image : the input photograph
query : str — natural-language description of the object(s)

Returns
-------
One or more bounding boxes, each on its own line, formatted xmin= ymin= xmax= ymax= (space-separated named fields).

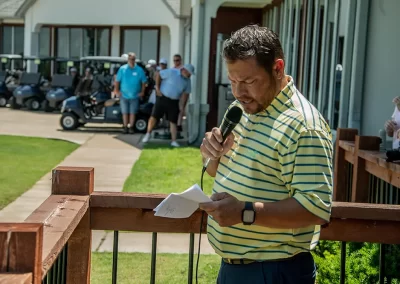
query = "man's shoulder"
xmin=119 ymin=64 xmax=129 ymax=71
xmin=284 ymin=88 xmax=330 ymax=134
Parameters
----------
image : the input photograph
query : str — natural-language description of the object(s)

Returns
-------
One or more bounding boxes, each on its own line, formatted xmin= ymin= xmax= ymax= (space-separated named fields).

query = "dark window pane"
xmin=70 ymin=28 xmax=82 ymax=59
xmin=123 ymin=29 xmax=141 ymax=57
xmin=96 ymin=28 xmax=109 ymax=56
xmin=14 ymin=27 xmax=24 ymax=55
xmin=57 ymin=28 xmax=69 ymax=57
xmin=39 ymin=27 xmax=50 ymax=57
xmin=2 ymin=26 xmax=12 ymax=54
xmin=141 ymin=29 xmax=158 ymax=63
xmin=83 ymin=28 xmax=95 ymax=56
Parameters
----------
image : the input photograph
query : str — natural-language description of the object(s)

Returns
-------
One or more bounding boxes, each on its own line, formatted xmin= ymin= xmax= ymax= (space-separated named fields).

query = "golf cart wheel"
xmin=9 ymin=97 xmax=21 ymax=109
xmin=135 ymin=117 xmax=148 ymax=133
xmin=60 ymin=112 xmax=79 ymax=130
xmin=26 ymin=98 xmax=41 ymax=111
xmin=0 ymin=95 xmax=7 ymax=107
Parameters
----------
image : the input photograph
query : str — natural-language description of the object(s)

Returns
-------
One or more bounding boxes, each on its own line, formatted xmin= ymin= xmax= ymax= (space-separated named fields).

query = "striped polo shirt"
xmin=207 ymin=77 xmax=333 ymax=261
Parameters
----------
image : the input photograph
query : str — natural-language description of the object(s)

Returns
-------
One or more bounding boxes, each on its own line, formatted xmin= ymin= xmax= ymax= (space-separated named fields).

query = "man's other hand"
xmin=199 ymin=192 xmax=244 ymax=227
xmin=200 ymin=128 xmax=234 ymax=161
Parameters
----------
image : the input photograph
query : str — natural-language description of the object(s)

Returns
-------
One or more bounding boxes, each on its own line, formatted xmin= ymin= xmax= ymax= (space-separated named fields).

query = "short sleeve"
xmin=280 ymin=130 xmax=333 ymax=222
xmin=159 ymin=69 xmax=170 ymax=79
xmin=116 ymin=67 xmax=123 ymax=82
xmin=184 ymin=79 xmax=192 ymax=94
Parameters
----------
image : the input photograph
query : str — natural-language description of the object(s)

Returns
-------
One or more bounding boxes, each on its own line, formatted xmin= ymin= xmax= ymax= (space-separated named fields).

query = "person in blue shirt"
xmin=115 ymin=52 xmax=147 ymax=134
xmin=142 ymin=64 xmax=194 ymax=147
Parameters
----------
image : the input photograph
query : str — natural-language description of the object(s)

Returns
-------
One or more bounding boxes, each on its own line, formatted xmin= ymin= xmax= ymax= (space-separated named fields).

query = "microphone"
xmin=203 ymin=106 xmax=243 ymax=170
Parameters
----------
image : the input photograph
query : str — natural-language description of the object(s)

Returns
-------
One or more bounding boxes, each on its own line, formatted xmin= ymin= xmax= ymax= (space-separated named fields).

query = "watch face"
xmin=243 ymin=210 xmax=255 ymax=223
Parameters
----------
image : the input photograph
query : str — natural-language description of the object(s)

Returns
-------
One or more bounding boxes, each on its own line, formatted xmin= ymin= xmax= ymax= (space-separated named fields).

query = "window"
xmin=39 ymin=27 xmax=50 ymax=57
xmin=2 ymin=26 xmax=12 ymax=54
xmin=121 ymin=28 xmax=159 ymax=62
xmin=70 ymin=28 xmax=82 ymax=59
xmin=55 ymin=27 xmax=110 ymax=58
xmin=97 ymin=28 xmax=110 ymax=56
xmin=1 ymin=25 xmax=24 ymax=55
xmin=57 ymin=28 xmax=69 ymax=57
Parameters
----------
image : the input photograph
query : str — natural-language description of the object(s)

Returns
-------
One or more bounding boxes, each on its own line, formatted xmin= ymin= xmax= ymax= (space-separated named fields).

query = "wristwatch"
xmin=242 ymin=202 xmax=256 ymax=225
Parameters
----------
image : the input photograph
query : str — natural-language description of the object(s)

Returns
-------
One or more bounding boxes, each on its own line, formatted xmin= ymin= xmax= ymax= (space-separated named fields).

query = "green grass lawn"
xmin=123 ymin=144 xmax=215 ymax=195
xmin=0 ymin=135 xmax=78 ymax=210
xmin=91 ymin=252 xmax=220 ymax=284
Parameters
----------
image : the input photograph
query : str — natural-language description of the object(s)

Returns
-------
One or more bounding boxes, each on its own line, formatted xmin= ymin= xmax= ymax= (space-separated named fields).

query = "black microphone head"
xmin=225 ymin=106 xmax=243 ymax=125
xmin=220 ymin=106 xmax=243 ymax=140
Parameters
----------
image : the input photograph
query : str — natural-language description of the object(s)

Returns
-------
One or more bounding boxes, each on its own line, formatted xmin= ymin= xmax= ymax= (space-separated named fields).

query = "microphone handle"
xmin=203 ymin=126 xmax=231 ymax=169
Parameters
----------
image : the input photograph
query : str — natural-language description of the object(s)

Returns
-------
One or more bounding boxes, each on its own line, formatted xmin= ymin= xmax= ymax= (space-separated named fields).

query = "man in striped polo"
xmin=199 ymin=25 xmax=333 ymax=284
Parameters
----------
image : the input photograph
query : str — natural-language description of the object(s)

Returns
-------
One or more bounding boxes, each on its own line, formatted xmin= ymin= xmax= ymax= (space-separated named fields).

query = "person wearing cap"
xmin=115 ymin=52 xmax=147 ymax=134
xmin=142 ymin=63 xmax=195 ymax=147
xmin=159 ymin=58 xmax=168 ymax=70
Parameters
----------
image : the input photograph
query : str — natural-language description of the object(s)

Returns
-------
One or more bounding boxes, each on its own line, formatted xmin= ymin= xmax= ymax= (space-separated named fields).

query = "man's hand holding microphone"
xmin=199 ymin=106 xmax=245 ymax=227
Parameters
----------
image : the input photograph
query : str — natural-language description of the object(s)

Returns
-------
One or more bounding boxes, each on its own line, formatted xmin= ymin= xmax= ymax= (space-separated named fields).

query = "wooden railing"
xmin=1 ymin=129 xmax=400 ymax=283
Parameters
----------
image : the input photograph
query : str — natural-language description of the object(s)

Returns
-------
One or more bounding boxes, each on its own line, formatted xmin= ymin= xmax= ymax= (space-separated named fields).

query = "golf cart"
xmin=60 ymin=56 xmax=153 ymax=132
xmin=43 ymin=59 xmax=81 ymax=112
xmin=44 ymin=74 xmax=75 ymax=112
xmin=11 ymin=56 xmax=56 ymax=110
xmin=0 ymin=54 xmax=23 ymax=107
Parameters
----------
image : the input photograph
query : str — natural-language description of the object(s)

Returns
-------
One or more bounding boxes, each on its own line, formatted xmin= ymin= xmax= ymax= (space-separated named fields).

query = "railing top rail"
xmin=0 ymin=273 xmax=32 ymax=284
xmin=24 ymin=195 xmax=89 ymax=278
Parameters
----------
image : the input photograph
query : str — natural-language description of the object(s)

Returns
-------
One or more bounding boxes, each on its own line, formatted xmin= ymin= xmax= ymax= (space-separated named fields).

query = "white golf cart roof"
xmin=0 ymin=54 xmax=23 ymax=59
xmin=80 ymin=56 xmax=128 ymax=63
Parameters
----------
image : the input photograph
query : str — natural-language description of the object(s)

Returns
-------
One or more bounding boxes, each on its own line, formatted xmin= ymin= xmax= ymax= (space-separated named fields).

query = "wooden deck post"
xmin=333 ymin=128 xmax=358 ymax=201
xmin=0 ymin=223 xmax=43 ymax=284
xmin=351 ymin=136 xmax=381 ymax=203
xmin=52 ymin=166 xmax=94 ymax=284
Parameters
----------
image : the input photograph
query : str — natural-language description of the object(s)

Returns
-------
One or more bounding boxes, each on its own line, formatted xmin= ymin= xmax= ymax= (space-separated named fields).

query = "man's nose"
xmin=232 ymin=82 xmax=247 ymax=97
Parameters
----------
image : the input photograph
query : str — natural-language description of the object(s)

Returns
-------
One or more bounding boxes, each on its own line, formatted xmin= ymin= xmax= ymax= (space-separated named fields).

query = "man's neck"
xmin=128 ymin=63 xmax=135 ymax=68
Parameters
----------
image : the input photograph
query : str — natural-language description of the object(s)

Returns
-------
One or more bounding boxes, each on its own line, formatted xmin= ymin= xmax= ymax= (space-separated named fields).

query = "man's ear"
xmin=273 ymin=59 xmax=285 ymax=80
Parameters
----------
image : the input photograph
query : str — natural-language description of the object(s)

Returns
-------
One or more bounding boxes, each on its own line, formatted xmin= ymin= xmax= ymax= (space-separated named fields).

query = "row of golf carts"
xmin=0 ymin=54 xmax=154 ymax=133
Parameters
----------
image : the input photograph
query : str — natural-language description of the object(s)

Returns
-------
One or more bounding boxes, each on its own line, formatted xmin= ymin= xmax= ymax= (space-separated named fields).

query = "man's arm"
xmin=200 ymin=129 xmax=333 ymax=229
xmin=254 ymin=129 xmax=333 ymax=228
xmin=155 ymin=71 xmax=162 ymax=96
xmin=115 ymin=68 xmax=122 ymax=97
xmin=202 ymin=157 xmax=220 ymax=177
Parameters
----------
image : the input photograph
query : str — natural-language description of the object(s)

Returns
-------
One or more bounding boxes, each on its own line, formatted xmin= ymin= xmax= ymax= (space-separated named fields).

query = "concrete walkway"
xmin=0 ymin=108 xmax=215 ymax=255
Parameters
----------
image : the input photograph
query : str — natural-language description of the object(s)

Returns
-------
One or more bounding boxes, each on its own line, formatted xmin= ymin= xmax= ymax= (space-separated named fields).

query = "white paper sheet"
xmin=154 ymin=184 xmax=212 ymax=218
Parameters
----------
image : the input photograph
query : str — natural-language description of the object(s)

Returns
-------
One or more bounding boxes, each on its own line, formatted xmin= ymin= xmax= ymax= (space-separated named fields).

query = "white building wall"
xmin=188 ymin=0 xmax=271 ymax=144
xmin=361 ymin=0 xmax=400 ymax=137
xmin=23 ymin=0 xmax=183 ymax=62
xmin=160 ymin=26 xmax=171 ymax=64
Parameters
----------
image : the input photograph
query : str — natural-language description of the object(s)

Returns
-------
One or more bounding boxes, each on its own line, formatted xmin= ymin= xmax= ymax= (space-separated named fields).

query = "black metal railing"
xmin=111 ymin=231 xmax=192 ymax=284
xmin=42 ymin=244 xmax=68 ymax=284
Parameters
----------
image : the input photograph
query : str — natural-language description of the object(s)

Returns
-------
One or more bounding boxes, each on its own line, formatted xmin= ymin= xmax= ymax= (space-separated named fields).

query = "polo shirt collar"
xmin=262 ymin=76 xmax=295 ymax=116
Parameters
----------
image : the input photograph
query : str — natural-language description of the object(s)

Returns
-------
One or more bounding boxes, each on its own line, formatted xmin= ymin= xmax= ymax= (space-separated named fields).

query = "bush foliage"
xmin=313 ymin=241 xmax=400 ymax=283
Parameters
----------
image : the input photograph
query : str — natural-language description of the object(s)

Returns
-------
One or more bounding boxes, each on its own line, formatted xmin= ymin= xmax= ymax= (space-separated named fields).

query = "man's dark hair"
xmin=173 ymin=54 xmax=182 ymax=59
xmin=223 ymin=25 xmax=284 ymax=74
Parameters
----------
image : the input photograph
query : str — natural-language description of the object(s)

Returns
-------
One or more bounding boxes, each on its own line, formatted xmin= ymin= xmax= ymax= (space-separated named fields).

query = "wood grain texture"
xmin=321 ymin=218 xmax=400 ymax=244
xmin=24 ymin=195 xmax=89 ymax=277
xmin=0 ymin=232 xmax=8 ymax=272
xmin=351 ymin=136 xmax=381 ymax=203
xmin=0 ymin=223 xmax=42 ymax=284
xmin=0 ymin=273 xmax=32 ymax=284
xmin=51 ymin=167 xmax=94 ymax=195
xmin=90 ymin=192 xmax=167 ymax=209
xmin=331 ymin=202 xmax=400 ymax=221
xmin=333 ymin=129 xmax=357 ymax=201
xmin=91 ymin=207 xmax=207 ymax=233
xmin=66 ymin=211 xmax=91 ymax=284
